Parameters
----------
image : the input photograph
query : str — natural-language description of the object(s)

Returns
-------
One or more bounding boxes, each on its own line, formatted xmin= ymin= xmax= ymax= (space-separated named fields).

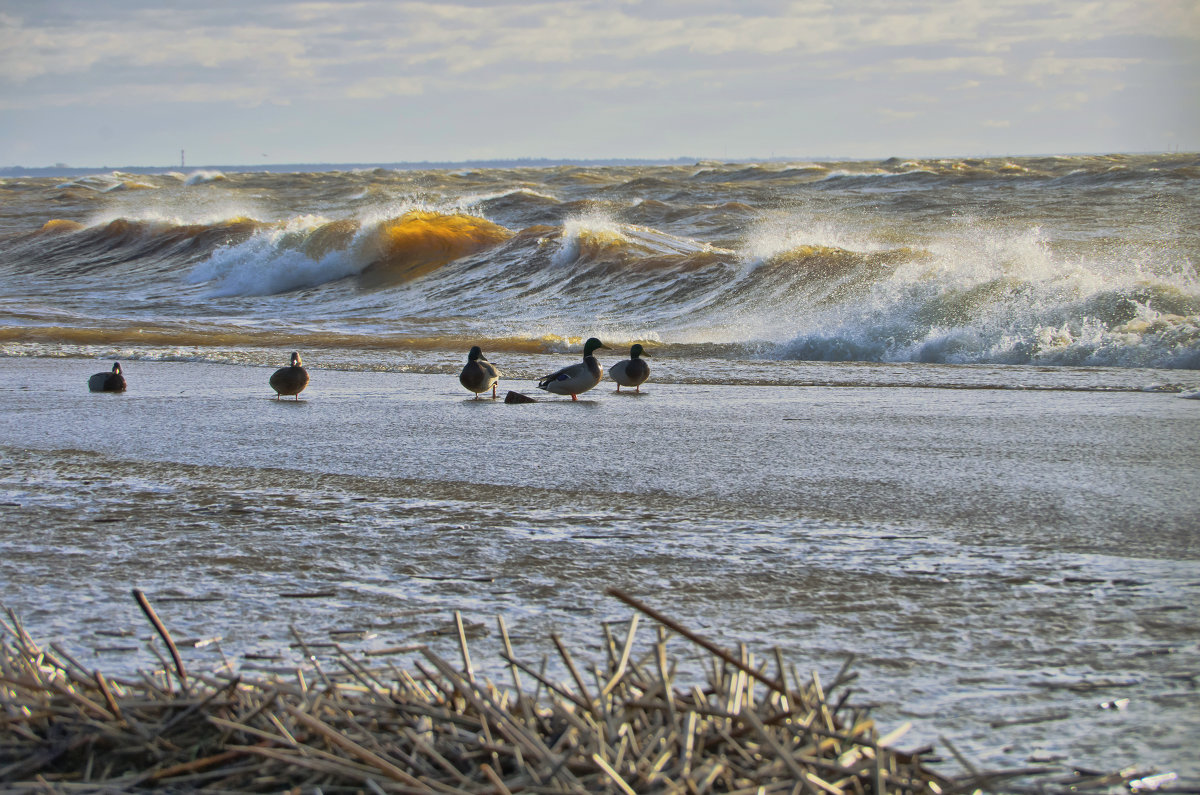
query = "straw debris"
xmin=0 ymin=589 xmax=1144 ymax=794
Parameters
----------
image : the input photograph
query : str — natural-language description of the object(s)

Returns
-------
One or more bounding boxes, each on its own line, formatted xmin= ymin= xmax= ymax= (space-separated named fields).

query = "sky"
xmin=1 ymin=0 xmax=1197 ymax=168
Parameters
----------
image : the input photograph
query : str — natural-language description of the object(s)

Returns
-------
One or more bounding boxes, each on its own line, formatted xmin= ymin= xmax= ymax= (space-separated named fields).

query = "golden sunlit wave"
xmin=38 ymin=219 xmax=85 ymax=234
xmin=358 ymin=211 xmax=512 ymax=287
xmin=0 ymin=324 xmax=573 ymax=355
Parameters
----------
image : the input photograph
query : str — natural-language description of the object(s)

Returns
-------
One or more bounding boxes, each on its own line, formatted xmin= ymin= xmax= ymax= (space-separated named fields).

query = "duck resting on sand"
xmin=537 ymin=337 xmax=609 ymax=400
xmin=270 ymin=352 xmax=309 ymax=399
xmin=610 ymin=343 xmax=650 ymax=392
xmin=88 ymin=362 xmax=126 ymax=392
xmin=460 ymin=345 xmax=500 ymax=399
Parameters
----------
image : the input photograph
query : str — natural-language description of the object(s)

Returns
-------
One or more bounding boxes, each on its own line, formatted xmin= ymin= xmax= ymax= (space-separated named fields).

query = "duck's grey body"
xmin=270 ymin=352 xmax=309 ymax=399
xmin=610 ymin=344 xmax=650 ymax=392
xmin=460 ymin=346 xmax=500 ymax=399
xmin=88 ymin=362 xmax=126 ymax=392
xmin=537 ymin=337 xmax=609 ymax=400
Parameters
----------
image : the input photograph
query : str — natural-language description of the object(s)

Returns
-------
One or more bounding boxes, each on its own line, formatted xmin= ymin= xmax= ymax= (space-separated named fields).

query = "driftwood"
xmin=0 ymin=593 xmax=1175 ymax=794
xmin=503 ymin=391 xmax=537 ymax=404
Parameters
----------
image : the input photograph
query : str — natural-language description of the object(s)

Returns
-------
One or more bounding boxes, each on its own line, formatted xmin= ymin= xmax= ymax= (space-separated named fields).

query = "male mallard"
xmin=460 ymin=346 xmax=500 ymax=399
xmin=610 ymin=343 xmax=650 ymax=392
xmin=270 ymin=352 xmax=309 ymax=399
xmin=537 ymin=337 xmax=609 ymax=400
xmin=88 ymin=362 xmax=126 ymax=392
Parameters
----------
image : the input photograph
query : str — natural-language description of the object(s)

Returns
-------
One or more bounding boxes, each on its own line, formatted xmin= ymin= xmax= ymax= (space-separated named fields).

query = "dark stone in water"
xmin=504 ymin=390 xmax=537 ymax=404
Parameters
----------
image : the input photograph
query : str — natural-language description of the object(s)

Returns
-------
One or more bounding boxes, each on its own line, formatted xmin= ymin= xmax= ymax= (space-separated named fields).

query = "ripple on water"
xmin=1 ymin=437 xmax=1198 ymax=780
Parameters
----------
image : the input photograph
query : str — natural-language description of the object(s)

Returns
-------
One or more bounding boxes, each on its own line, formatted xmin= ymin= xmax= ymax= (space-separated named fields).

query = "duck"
xmin=460 ymin=345 xmax=500 ymax=399
xmin=610 ymin=343 xmax=650 ymax=392
xmin=537 ymin=337 xmax=610 ymax=400
xmin=270 ymin=352 xmax=309 ymax=399
xmin=88 ymin=362 xmax=126 ymax=392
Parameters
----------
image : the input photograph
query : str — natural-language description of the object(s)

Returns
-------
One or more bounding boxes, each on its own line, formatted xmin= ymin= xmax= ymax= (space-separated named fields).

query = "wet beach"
xmin=2 ymin=356 xmax=1198 ymax=778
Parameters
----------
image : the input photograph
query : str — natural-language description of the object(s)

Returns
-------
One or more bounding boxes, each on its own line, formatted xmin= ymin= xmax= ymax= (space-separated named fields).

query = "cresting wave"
xmin=0 ymin=154 xmax=1197 ymax=371
xmin=184 ymin=210 xmax=513 ymax=295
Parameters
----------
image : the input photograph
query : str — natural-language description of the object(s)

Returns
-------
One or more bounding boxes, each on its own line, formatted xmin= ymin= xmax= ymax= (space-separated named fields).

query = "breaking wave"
xmin=1 ymin=153 xmax=1197 ymax=370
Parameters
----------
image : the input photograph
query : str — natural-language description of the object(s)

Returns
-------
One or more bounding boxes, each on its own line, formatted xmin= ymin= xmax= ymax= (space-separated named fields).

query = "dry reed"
xmin=0 ymin=588 xmax=1159 ymax=794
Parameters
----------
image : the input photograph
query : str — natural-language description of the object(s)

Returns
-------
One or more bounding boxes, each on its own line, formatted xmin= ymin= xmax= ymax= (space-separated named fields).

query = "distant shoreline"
xmin=3 ymin=151 xmax=1190 ymax=179
xmin=0 ymin=157 xmax=709 ymax=179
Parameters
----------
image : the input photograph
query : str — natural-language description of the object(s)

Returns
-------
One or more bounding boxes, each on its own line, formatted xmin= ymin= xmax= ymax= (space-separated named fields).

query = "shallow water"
xmin=2 ymin=155 xmax=1198 ymax=781
xmin=2 ymin=357 xmax=1198 ymax=780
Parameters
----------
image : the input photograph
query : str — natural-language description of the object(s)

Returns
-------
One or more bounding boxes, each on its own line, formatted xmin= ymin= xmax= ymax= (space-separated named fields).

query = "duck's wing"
xmin=460 ymin=362 xmax=486 ymax=391
xmin=537 ymin=362 xmax=580 ymax=388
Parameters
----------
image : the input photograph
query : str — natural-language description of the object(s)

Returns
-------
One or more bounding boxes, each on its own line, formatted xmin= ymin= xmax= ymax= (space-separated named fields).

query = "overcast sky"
xmin=1 ymin=0 xmax=1197 ymax=167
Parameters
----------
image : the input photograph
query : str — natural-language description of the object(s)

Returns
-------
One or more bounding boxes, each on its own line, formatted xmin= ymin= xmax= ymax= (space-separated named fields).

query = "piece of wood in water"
xmin=989 ymin=711 xmax=1070 ymax=728
xmin=363 ymin=644 xmax=424 ymax=656
xmin=156 ymin=595 xmax=223 ymax=602
xmin=411 ymin=574 xmax=495 ymax=582
xmin=504 ymin=391 xmax=537 ymax=403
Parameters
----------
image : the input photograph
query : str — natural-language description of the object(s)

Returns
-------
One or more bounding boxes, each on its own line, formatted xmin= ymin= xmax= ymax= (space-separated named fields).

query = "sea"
xmin=1 ymin=154 xmax=1198 ymax=782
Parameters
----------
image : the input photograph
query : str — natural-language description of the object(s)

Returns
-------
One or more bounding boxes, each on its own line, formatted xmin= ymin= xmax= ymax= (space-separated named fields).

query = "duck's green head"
xmin=583 ymin=337 xmax=609 ymax=356
xmin=630 ymin=343 xmax=649 ymax=358
xmin=467 ymin=345 xmax=485 ymax=361
xmin=290 ymin=352 xmax=303 ymax=367
xmin=112 ymin=362 xmax=122 ymax=374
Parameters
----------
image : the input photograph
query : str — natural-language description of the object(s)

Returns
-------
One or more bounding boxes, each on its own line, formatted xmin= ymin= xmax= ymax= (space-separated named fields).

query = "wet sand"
xmin=1 ymin=356 xmax=1198 ymax=777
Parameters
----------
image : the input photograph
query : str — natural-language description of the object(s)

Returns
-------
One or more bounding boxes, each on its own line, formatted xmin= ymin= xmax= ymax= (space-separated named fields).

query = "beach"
xmin=2 ymin=355 xmax=1198 ymax=778
xmin=2 ymin=155 xmax=1199 ymax=781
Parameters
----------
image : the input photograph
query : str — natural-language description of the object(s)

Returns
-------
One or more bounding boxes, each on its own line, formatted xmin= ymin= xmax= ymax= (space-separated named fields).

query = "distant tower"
xmin=181 ymin=149 xmax=185 ymax=168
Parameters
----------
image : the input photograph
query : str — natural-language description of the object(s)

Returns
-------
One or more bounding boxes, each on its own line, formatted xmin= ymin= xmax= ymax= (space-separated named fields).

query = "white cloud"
xmin=344 ymin=76 xmax=425 ymax=99
xmin=1053 ymin=90 xmax=1096 ymax=110
xmin=1024 ymin=56 xmax=1142 ymax=87
xmin=841 ymin=56 xmax=1008 ymax=81
xmin=2 ymin=1 xmax=1192 ymax=94
xmin=0 ymin=0 xmax=1196 ymax=162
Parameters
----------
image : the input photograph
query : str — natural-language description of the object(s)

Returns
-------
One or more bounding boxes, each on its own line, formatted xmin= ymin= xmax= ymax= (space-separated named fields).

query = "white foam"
xmin=458 ymin=187 xmax=560 ymax=208
xmin=552 ymin=213 xmax=627 ymax=266
xmin=752 ymin=208 xmax=1200 ymax=368
xmin=184 ymin=170 xmax=227 ymax=185
xmin=553 ymin=213 xmax=715 ymax=267
xmin=187 ymin=215 xmax=364 ymax=297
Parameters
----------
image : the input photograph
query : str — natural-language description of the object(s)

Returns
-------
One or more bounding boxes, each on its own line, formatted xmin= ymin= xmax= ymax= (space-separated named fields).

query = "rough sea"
xmin=1 ymin=154 xmax=1198 ymax=782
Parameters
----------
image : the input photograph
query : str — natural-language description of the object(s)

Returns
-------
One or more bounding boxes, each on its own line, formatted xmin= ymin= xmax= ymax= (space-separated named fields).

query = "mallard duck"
xmin=537 ymin=337 xmax=610 ymax=400
xmin=270 ymin=352 xmax=309 ymax=399
xmin=88 ymin=362 xmax=126 ymax=392
xmin=610 ymin=343 xmax=650 ymax=392
xmin=460 ymin=345 xmax=500 ymax=399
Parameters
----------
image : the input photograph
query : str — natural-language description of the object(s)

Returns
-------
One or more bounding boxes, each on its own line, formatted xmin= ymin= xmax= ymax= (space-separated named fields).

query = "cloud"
xmin=343 ymin=76 xmax=425 ymax=99
xmin=1024 ymin=55 xmax=1142 ymax=87
xmin=2 ymin=1 xmax=1194 ymax=99
xmin=841 ymin=56 xmax=1008 ymax=80
xmin=1 ymin=0 xmax=1196 ymax=162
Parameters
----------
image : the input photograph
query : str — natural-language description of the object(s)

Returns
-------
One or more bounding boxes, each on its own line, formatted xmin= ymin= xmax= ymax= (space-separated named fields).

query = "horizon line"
xmin=2 ymin=150 xmax=1193 ymax=177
